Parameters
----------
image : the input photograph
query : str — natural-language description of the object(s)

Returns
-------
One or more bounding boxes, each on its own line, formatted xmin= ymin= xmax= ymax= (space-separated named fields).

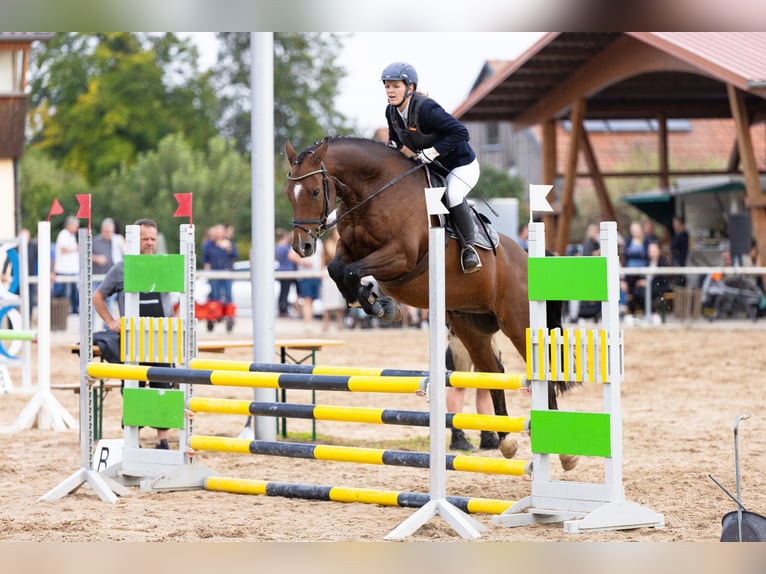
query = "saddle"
xmin=427 ymin=171 xmax=499 ymax=251
xmin=444 ymin=207 xmax=499 ymax=251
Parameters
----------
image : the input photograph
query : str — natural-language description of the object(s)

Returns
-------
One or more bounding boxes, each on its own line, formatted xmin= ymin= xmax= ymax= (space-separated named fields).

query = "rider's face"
xmin=384 ymin=80 xmax=412 ymax=110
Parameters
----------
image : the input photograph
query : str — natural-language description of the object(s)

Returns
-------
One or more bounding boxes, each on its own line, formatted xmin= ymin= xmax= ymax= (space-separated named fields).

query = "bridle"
xmin=286 ymin=161 xmax=334 ymax=240
xmin=287 ymin=155 xmax=426 ymax=240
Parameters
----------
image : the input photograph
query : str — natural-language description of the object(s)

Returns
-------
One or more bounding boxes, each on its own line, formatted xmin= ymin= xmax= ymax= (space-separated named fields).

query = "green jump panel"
xmin=528 ymin=257 xmax=608 ymax=301
xmin=530 ymin=410 xmax=611 ymax=457
xmin=122 ymin=387 xmax=185 ymax=429
xmin=123 ymin=254 xmax=186 ymax=293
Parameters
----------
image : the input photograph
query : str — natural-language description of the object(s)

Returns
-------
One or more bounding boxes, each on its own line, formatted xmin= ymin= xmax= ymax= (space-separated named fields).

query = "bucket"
xmin=720 ymin=510 xmax=766 ymax=542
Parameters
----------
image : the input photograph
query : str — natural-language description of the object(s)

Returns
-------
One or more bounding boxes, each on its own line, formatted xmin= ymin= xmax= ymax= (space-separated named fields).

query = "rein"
xmin=332 ymin=162 xmax=426 ymax=226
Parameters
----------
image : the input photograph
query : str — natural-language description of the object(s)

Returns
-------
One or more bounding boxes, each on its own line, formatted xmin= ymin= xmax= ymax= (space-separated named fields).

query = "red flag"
xmin=174 ymin=192 xmax=193 ymax=224
xmin=76 ymin=193 xmax=92 ymax=232
xmin=46 ymin=198 xmax=64 ymax=221
xmin=76 ymin=194 xmax=91 ymax=219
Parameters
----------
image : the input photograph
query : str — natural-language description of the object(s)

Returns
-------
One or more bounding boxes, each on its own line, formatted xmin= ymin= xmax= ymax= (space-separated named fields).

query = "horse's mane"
xmin=298 ymin=136 xmax=406 ymax=165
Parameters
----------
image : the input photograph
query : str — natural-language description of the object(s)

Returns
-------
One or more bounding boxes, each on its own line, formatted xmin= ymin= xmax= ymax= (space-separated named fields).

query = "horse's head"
xmin=284 ymin=139 xmax=335 ymax=257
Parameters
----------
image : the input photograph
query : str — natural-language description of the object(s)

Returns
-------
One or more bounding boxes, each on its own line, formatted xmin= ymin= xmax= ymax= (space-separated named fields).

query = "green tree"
xmin=18 ymin=148 xmax=90 ymax=233
xmin=214 ymin=33 xmax=355 ymax=229
xmin=473 ymin=163 xmax=527 ymax=220
xmin=95 ymin=134 xmax=251 ymax=255
xmin=28 ymin=32 xmax=219 ymax=184
xmin=214 ymin=32 xmax=354 ymax=156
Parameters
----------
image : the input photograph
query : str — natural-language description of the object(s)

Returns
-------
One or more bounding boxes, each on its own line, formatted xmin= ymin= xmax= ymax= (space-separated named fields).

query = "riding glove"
xmin=416 ymin=147 xmax=440 ymax=164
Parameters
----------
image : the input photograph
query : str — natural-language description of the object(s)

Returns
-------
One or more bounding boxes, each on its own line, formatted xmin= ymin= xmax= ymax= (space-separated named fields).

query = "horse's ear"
xmin=285 ymin=141 xmax=297 ymax=164
xmin=313 ymin=139 xmax=329 ymax=162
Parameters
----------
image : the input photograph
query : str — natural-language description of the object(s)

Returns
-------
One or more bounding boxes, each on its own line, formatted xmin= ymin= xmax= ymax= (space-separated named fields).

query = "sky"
xmin=190 ymin=32 xmax=546 ymax=137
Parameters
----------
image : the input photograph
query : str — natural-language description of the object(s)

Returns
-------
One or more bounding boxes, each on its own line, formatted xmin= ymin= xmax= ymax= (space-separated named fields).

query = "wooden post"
xmin=541 ymin=118 xmax=557 ymax=250
xmin=579 ymin=128 xmax=617 ymax=223
xmin=727 ymin=84 xmax=766 ymax=286
xmin=556 ymin=99 xmax=585 ymax=256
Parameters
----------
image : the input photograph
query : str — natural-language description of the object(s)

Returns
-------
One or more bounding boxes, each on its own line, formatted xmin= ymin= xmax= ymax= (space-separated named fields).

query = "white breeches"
xmin=445 ymin=158 xmax=480 ymax=208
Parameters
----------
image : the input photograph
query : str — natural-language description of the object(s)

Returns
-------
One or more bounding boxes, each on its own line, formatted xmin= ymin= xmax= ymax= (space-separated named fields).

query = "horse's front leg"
xmin=339 ymin=248 xmax=410 ymax=322
xmin=326 ymin=252 xmax=358 ymax=308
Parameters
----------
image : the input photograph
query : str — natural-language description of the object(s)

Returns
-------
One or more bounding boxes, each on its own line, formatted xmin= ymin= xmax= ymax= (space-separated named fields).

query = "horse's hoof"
xmin=378 ymin=297 xmax=402 ymax=322
xmin=499 ymin=437 xmax=519 ymax=459
xmin=559 ymin=454 xmax=578 ymax=471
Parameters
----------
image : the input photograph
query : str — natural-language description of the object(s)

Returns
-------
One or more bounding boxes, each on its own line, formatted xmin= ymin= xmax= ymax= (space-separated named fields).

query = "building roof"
xmin=454 ymin=32 xmax=766 ymax=127
xmin=0 ymin=32 xmax=55 ymax=43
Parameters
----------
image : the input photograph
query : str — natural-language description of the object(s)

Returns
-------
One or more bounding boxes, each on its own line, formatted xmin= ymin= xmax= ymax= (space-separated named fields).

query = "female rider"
xmin=381 ymin=61 xmax=482 ymax=274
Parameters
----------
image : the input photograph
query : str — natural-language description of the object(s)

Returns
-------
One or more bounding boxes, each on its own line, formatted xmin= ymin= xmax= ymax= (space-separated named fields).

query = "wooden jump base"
xmin=189 ymin=435 xmax=530 ymax=477
xmin=190 ymin=358 xmax=526 ymax=390
xmin=188 ymin=397 xmax=526 ymax=433
xmin=204 ymin=476 xmax=516 ymax=515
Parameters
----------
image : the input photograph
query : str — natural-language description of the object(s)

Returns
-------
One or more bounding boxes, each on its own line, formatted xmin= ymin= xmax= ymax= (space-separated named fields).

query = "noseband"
xmin=286 ymin=161 xmax=334 ymax=240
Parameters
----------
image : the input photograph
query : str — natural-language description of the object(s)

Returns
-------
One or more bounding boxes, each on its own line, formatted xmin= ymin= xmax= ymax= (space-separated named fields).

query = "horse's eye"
xmin=312 ymin=188 xmax=321 ymax=199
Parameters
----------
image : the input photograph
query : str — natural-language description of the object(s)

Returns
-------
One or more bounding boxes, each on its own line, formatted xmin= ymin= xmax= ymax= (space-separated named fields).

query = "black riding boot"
xmin=450 ymin=428 xmax=476 ymax=452
xmin=449 ymin=199 xmax=482 ymax=274
xmin=479 ymin=431 xmax=499 ymax=450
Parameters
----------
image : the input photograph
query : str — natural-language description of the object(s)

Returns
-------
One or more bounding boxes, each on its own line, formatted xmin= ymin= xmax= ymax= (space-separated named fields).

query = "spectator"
xmin=321 ymin=227 xmax=345 ymax=332
xmin=53 ymin=215 xmax=80 ymax=314
xmin=92 ymin=218 xmax=125 ymax=322
xmin=620 ymin=220 xmax=648 ymax=315
xmin=631 ymin=241 xmax=672 ymax=319
xmin=670 ymin=215 xmax=690 ymax=287
xmin=289 ymin=238 xmax=323 ymax=334
xmin=93 ymin=218 xmax=176 ymax=450
xmin=1 ymin=240 xmax=20 ymax=296
xmin=202 ymin=223 xmax=238 ymax=313
xmin=581 ymin=223 xmax=601 ymax=257
xmin=445 ymin=328 xmax=501 ymax=451
xmin=516 ymin=223 xmax=529 ymax=250
xmin=275 ymin=229 xmax=298 ymax=318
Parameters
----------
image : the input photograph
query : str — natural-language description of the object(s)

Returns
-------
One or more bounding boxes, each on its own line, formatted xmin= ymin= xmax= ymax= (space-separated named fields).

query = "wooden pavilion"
xmin=453 ymin=32 xmax=766 ymax=259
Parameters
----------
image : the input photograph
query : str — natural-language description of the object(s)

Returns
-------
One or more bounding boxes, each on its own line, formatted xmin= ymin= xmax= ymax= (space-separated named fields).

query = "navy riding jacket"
xmin=385 ymin=94 xmax=476 ymax=173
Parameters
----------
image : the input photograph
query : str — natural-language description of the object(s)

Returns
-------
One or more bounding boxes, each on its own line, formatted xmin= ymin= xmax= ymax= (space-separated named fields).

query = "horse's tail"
xmin=545 ymin=299 xmax=580 ymax=409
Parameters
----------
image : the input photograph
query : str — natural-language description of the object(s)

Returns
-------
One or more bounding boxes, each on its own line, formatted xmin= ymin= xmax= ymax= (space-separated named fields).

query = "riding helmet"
xmin=380 ymin=62 xmax=418 ymax=87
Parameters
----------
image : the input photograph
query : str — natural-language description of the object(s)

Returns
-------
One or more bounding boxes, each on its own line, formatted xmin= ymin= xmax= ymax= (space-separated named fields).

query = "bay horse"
xmin=284 ymin=136 xmax=577 ymax=469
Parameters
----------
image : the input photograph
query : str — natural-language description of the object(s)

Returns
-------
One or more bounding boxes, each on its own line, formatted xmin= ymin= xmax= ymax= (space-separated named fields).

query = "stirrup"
xmin=460 ymin=245 xmax=482 ymax=274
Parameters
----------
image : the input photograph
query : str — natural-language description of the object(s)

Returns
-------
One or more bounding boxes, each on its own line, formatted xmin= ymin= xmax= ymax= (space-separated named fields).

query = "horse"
xmin=284 ymin=136 xmax=578 ymax=469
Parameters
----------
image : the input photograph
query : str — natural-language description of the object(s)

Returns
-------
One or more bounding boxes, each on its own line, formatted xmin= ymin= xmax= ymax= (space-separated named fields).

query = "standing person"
xmin=670 ymin=215 xmax=689 ymax=284
xmin=321 ymin=227 xmax=345 ymax=332
xmin=445 ymin=328 xmax=501 ymax=451
xmin=289 ymin=238 xmax=323 ymax=334
xmin=92 ymin=217 xmax=125 ymax=322
xmin=621 ymin=220 xmax=648 ymax=315
xmin=202 ymin=223 xmax=238 ymax=330
xmin=275 ymin=229 xmax=298 ymax=318
xmin=93 ymin=218 xmax=176 ymax=449
xmin=53 ymin=215 xmax=80 ymax=315
xmin=516 ymin=223 xmax=529 ymax=251
xmin=381 ymin=61 xmax=482 ymax=274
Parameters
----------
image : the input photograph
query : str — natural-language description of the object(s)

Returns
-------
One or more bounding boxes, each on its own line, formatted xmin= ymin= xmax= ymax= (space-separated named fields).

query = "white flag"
xmin=424 ymin=187 xmax=449 ymax=215
xmin=529 ymin=184 xmax=554 ymax=214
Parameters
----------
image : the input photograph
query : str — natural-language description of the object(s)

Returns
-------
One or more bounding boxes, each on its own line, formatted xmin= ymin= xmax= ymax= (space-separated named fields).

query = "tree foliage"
xmin=94 ymin=134 xmax=251 ymax=255
xmin=27 ymin=32 xmax=219 ymax=184
xmin=21 ymin=32 xmax=357 ymax=241
xmin=18 ymin=148 xmax=90 ymax=233
xmin=214 ymin=32 xmax=354 ymax=155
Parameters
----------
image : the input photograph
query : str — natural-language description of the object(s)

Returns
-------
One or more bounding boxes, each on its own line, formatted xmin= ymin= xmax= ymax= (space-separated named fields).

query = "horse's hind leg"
xmin=446 ymin=312 xmax=519 ymax=459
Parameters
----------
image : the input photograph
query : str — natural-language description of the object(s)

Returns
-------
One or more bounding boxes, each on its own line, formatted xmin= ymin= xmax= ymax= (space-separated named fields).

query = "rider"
xmin=381 ymin=62 xmax=482 ymax=274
